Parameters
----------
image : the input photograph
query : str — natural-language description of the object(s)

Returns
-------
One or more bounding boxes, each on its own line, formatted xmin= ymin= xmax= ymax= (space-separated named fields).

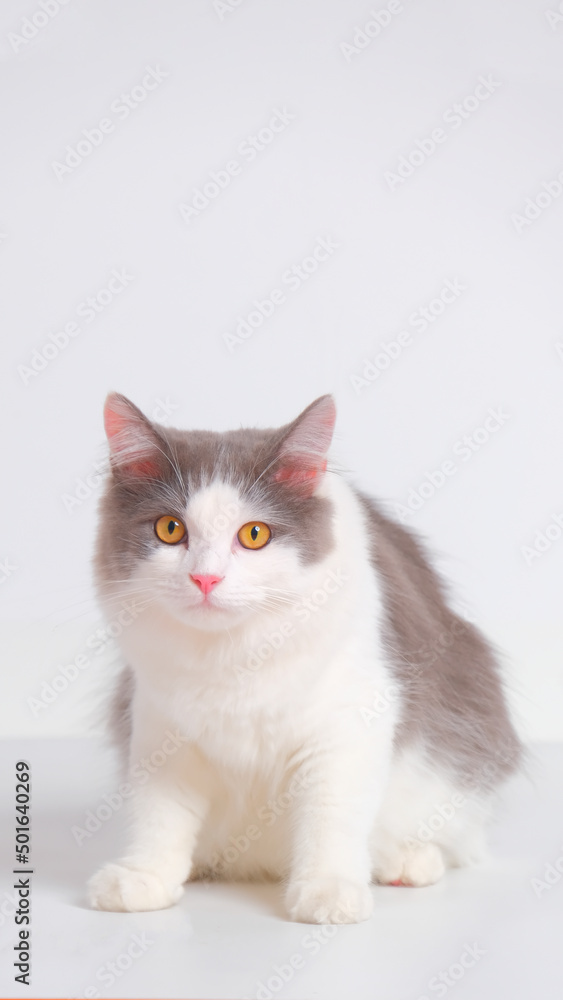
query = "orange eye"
xmin=155 ymin=516 xmax=186 ymax=544
xmin=237 ymin=521 xmax=271 ymax=550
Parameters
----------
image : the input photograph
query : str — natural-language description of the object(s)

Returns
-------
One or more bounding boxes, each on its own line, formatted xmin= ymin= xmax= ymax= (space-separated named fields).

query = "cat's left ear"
xmin=271 ymin=395 xmax=336 ymax=495
xmin=103 ymin=392 xmax=163 ymax=478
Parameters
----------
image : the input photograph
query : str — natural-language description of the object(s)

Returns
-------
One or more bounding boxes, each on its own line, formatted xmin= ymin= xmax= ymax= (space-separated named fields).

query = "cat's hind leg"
xmin=372 ymin=839 xmax=446 ymax=887
xmin=370 ymin=749 xmax=491 ymax=888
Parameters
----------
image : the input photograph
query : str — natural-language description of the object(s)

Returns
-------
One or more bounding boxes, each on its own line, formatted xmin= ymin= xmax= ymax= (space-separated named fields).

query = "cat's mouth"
xmin=194 ymin=594 xmax=217 ymax=609
xmin=178 ymin=591 xmax=252 ymax=632
xmin=188 ymin=590 xmax=232 ymax=615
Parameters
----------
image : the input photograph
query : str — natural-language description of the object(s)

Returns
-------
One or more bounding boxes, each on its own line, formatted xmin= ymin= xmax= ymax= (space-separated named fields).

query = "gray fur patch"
xmin=355 ymin=490 xmax=523 ymax=791
xmin=108 ymin=665 xmax=134 ymax=761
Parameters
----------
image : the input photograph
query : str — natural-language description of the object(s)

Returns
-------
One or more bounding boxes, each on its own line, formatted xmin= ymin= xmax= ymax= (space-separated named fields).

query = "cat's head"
xmin=95 ymin=393 xmax=336 ymax=631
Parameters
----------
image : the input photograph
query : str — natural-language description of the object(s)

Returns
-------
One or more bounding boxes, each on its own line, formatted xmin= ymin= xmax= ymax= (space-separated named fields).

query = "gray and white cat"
xmin=88 ymin=392 xmax=522 ymax=923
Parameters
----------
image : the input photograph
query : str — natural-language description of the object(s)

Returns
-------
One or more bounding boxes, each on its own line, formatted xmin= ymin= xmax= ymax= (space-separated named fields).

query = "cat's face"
xmin=95 ymin=393 xmax=336 ymax=631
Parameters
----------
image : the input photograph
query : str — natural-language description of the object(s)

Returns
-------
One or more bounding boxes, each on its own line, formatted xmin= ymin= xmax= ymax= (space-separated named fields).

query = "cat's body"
xmin=89 ymin=393 xmax=522 ymax=923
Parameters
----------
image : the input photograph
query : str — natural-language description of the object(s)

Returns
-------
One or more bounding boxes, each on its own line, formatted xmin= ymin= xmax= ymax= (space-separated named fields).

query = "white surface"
xmin=0 ymin=738 xmax=562 ymax=999
xmin=1 ymin=0 xmax=563 ymax=740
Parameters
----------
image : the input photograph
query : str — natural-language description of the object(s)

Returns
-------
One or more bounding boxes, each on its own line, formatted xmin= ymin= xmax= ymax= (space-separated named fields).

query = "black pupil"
xmin=251 ymin=525 xmax=259 ymax=541
xmin=167 ymin=520 xmax=176 ymax=535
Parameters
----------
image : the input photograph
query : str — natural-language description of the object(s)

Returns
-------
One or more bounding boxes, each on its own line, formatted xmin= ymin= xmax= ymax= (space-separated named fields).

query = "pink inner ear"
xmin=272 ymin=456 xmax=327 ymax=493
xmin=104 ymin=398 xmax=161 ymax=479
xmin=122 ymin=457 xmax=161 ymax=478
xmin=104 ymin=405 xmax=127 ymax=440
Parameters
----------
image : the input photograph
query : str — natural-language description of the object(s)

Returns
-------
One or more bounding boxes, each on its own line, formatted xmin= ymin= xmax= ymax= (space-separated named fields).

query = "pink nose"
xmin=190 ymin=573 xmax=223 ymax=595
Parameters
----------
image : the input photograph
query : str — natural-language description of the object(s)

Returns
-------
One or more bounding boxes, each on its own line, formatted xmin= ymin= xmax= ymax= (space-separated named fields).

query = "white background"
xmin=1 ymin=0 xmax=563 ymax=741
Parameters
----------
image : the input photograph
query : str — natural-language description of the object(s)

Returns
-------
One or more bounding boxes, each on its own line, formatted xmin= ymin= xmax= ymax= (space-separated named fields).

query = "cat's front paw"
xmin=88 ymin=863 xmax=183 ymax=912
xmin=286 ymin=876 xmax=373 ymax=924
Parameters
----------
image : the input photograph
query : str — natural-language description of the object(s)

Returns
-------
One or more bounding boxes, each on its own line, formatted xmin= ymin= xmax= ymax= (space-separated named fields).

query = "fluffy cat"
xmin=88 ymin=392 xmax=522 ymax=923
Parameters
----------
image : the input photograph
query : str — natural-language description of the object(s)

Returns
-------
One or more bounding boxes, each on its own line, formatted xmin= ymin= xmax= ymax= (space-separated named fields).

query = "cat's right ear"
xmin=103 ymin=393 xmax=163 ymax=478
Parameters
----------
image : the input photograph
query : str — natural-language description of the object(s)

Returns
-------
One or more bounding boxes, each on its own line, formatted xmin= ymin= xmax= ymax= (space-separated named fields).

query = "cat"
xmin=88 ymin=391 xmax=522 ymax=923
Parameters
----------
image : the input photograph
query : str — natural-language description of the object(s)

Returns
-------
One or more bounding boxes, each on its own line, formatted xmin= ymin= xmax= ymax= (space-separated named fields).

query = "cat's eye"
xmin=155 ymin=516 xmax=187 ymax=544
xmin=237 ymin=521 xmax=271 ymax=550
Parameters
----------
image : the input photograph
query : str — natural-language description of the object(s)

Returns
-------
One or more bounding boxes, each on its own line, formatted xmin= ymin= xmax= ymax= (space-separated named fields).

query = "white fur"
xmin=90 ymin=473 xmax=489 ymax=922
